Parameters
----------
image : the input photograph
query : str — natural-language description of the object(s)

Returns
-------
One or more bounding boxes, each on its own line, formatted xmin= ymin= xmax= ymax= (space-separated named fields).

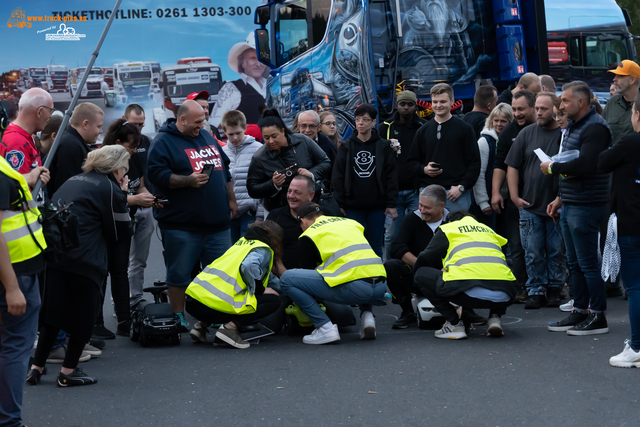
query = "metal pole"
xmin=34 ymin=0 xmax=122 ymax=196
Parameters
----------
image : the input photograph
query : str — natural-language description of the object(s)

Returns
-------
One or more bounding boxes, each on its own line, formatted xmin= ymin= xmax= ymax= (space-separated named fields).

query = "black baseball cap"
xmin=297 ymin=202 xmax=323 ymax=220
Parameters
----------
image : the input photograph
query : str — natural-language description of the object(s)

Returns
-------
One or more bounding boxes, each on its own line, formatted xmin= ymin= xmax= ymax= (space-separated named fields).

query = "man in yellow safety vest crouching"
xmin=413 ymin=211 xmax=518 ymax=339
xmin=280 ymin=202 xmax=387 ymax=345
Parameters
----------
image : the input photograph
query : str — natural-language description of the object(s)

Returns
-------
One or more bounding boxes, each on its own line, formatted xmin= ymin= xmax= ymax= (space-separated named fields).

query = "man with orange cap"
xmin=603 ymin=60 xmax=640 ymax=145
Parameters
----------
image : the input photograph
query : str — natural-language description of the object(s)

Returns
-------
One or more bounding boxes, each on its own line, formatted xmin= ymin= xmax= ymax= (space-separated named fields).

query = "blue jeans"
xmin=559 ymin=204 xmax=607 ymax=313
xmin=384 ymin=190 xmax=419 ymax=259
xmin=229 ymin=212 xmax=256 ymax=243
xmin=519 ymin=209 xmax=566 ymax=295
xmin=161 ymin=228 xmax=231 ymax=287
xmin=0 ymin=274 xmax=40 ymax=427
xmin=280 ymin=269 xmax=386 ymax=328
xmin=619 ymin=235 xmax=640 ymax=351
xmin=345 ymin=210 xmax=385 ymax=258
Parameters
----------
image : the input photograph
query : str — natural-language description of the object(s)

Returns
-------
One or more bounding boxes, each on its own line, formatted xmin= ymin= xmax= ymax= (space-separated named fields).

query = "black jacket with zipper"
xmin=379 ymin=112 xmax=426 ymax=191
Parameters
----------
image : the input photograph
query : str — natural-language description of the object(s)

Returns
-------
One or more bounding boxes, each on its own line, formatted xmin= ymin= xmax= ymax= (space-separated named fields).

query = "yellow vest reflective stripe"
xmin=0 ymin=157 xmax=46 ymax=263
xmin=186 ymin=238 xmax=273 ymax=314
xmin=439 ymin=216 xmax=515 ymax=282
xmin=301 ymin=216 xmax=386 ymax=287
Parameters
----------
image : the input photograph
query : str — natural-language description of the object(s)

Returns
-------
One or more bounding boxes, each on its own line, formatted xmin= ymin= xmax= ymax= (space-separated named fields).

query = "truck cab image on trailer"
xmin=149 ymin=61 xmax=161 ymax=93
xmin=104 ymin=62 xmax=153 ymax=108
xmin=17 ymin=68 xmax=29 ymax=90
xmin=70 ymin=66 xmax=107 ymax=99
xmin=28 ymin=67 xmax=46 ymax=88
xmin=102 ymin=68 xmax=114 ymax=89
xmin=43 ymin=65 xmax=69 ymax=92
xmin=152 ymin=62 xmax=222 ymax=132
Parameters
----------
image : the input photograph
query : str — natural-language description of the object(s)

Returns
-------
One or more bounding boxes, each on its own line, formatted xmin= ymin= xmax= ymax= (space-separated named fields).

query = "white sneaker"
xmin=83 ymin=343 xmax=102 ymax=357
xmin=609 ymin=340 xmax=640 ymax=368
xmin=487 ymin=317 xmax=503 ymax=337
xmin=303 ymin=324 xmax=340 ymax=345
xmin=359 ymin=311 xmax=376 ymax=340
xmin=435 ymin=321 xmax=467 ymax=339
xmin=560 ymin=299 xmax=574 ymax=312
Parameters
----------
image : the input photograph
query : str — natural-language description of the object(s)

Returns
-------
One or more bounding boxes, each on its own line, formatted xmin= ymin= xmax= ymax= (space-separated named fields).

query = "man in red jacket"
xmin=0 ymin=88 xmax=54 ymax=174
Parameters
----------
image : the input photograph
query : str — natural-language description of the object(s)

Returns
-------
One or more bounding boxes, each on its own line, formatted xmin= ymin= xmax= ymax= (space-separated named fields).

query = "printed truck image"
xmin=42 ymin=65 xmax=69 ymax=92
xmin=6 ymin=7 xmax=31 ymax=28
xmin=16 ymin=68 xmax=29 ymax=89
xmin=149 ymin=61 xmax=161 ymax=93
xmin=70 ymin=66 xmax=107 ymax=99
xmin=28 ymin=67 xmax=46 ymax=88
xmin=104 ymin=62 xmax=153 ymax=108
xmin=102 ymin=67 xmax=114 ymax=89
xmin=153 ymin=61 xmax=223 ymax=132
xmin=254 ymin=0 xmax=637 ymax=138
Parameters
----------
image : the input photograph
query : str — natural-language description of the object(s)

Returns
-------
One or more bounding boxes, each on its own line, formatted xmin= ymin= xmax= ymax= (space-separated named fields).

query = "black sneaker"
xmin=546 ymin=288 xmax=562 ymax=308
xmin=26 ymin=368 xmax=43 ymax=385
xmin=90 ymin=337 xmax=105 ymax=349
xmin=524 ymin=295 xmax=546 ymax=309
xmin=462 ymin=308 xmax=487 ymax=325
xmin=392 ymin=312 xmax=416 ymax=329
xmin=116 ymin=320 xmax=131 ymax=336
xmin=92 ymin=324 xmax=115 ymax=340
xmin=514 ymin=287 xmax=528 ymax=304
xmin=567 ymin=312 xmax=609 ymax=336
xmin=606 ymin=286 xmax=624 ymax=298
xmin=548 ymin=311 xmax=589 ymax=332
xmin=57 ymin=368 xmax=98 ymax=387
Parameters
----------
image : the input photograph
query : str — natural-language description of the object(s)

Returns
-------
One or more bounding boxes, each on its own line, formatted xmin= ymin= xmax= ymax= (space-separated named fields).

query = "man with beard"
xmin=506 ymin=92 xmax=565 ymax=309
xmin=603 ymin=60 xmax=640 ymax=145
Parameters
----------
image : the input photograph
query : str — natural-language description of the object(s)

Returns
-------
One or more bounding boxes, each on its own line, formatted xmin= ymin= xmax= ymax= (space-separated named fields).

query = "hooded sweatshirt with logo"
xmin=148 ymin=119 xmax=231 ymax=233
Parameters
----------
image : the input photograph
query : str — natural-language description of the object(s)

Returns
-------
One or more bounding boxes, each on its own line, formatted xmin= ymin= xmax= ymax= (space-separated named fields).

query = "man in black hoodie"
xmin=379 ymin=90 xmax=426 ymax=259
xmin=332 ymin=103 xmax=398 ymax=258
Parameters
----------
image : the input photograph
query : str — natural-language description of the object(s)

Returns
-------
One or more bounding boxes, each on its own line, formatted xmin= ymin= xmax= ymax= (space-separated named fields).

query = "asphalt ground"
xmin=21 ymin=232 xmax=640 ymax=427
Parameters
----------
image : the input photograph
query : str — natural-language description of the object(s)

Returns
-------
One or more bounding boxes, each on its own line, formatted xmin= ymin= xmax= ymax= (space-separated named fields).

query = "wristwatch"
xmin=458 ymin=185 xmax=465 ymax=193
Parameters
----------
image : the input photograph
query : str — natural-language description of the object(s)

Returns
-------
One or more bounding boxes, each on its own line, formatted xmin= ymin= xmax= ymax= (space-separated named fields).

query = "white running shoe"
xmin=559 ymin=299 xmax=574 ymax=312
xmin=360 ymin=311 xmax=376 ymax=340
xmin=609 ymin=340 xmax=640 ymax=368
xmin=435 ymin=321 xmax=467 ymax=339
xmin=303 ymin=324 xmax=340 ymax=345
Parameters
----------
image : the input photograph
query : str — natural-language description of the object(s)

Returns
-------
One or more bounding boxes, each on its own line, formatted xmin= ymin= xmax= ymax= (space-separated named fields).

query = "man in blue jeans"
xmin=280 ymin=203 xmax=387 ymax=344
xmin=541 ymin=82 xmax=612 ymax=335
xmin=506 ymin=92 xmax=566 ymax=309
xmin=148 ymin=100 xmax=237 ymax=330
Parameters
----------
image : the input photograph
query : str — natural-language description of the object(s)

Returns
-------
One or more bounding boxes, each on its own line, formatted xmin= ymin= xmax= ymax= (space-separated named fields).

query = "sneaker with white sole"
xmin=46 ymin=346 xmax=91 ymax=364
xmin=487 ymin=317 xmax=503 ymax=337
xmin=215 ymin=325 xmax=250 ymax=349
xmin=83 ymin=343 xmax=102 ymax=357
xmin=547 ymin=311 xmax=588 ymax=332
xmin=359 ymin=311 xmax=376 ymax=340
xmin=303 ymin=324 xmax=340 ymax=345
xmin=559 ymin=299 xmax=574 ymax=312
xmin=190 ymin=323 xmax=209 ymax=343
xmin=435 ymin=321 xmax=467 ymax=339
xmin=609 ymin=340 xmax=640 ymax=368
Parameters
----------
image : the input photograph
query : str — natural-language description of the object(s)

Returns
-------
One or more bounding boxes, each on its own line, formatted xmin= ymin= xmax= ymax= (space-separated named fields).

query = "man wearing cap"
xmin=379 ymin=90 xmax=426 ymax=259
xmin=210 ymin=33 xmax=269 ymax=129
xmin=279 ymin=202 xmax=387 ymax=344
xmin=186 ymin=90 xmax=222 ymax=140
xmin=603 ymin=60 xmax=640 ymax=145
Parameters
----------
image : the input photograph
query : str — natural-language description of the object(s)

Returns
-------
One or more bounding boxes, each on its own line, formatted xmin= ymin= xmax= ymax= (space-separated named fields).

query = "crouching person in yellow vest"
xmin=413 ymin=211 xmax=517 ymax=340
xmin=0 ymin=157 xmax=49 ymax=426
xmin=280 ymin=202 xmax=387 ymax=345
xmin=185 ymin=221 xmax=284 ymax=349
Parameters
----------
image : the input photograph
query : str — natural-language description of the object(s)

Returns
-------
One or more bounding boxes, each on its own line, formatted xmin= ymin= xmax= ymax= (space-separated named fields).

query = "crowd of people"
xmin=2 ymin=59 xmax=640 ymax=425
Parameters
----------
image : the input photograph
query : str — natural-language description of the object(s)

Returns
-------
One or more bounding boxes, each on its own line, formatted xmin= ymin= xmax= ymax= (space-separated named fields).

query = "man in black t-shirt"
xmin=463 ymin=85 xmax=498 ymax=139
xmin=506 ymin=93 xmax=566 ymax=309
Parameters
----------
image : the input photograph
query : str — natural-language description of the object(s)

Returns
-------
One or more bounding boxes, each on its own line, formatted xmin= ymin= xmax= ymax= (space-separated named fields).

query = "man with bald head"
xmin=148 ymin=100 xmax=238 ymax=329
xmin=296 ymin=110 xmax=337 ymax=164
xmin=47 ymin=102 xmax=104 ymax=195
xmin=1 ymin=88 xmax=53 ymax=175
xmin=497 ymin=72 xmax=542 ymax=105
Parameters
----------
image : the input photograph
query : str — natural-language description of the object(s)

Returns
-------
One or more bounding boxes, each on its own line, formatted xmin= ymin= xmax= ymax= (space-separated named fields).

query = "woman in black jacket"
xmin=247 ymin=109 xmax=331 ymax=212
xmin=27 ymin=145 xmax=131 ymax=387
xmin=598 ymin=96 xmax=640 ymax=368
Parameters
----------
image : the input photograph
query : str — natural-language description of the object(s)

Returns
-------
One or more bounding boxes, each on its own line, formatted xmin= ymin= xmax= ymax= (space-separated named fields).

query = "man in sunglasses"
xmin=0 ymin=88 xmax=54 ymax=176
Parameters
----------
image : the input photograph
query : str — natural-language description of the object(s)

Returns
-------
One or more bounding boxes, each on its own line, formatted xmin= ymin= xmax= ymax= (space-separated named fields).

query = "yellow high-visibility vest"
xmin=0 ymin=157 xmax=46 ymax=264
xmin=439 ymin=216 xmax=515 ymax=282
xmin=186 ymin=238 xmax=273 ymax=314
xmin=300 ymin=216 xmax=386 ymax=287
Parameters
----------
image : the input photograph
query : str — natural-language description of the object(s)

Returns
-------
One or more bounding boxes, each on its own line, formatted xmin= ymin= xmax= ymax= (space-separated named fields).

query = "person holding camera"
xmin=148 ymin=100 xmax=237 ymax=332
xmin=247 ymin=109 xmax=331 ymax=213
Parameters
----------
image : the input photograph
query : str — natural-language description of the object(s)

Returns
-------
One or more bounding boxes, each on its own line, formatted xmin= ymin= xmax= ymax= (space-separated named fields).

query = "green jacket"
xmin=602 ymin=94 xmax=635 ymax=145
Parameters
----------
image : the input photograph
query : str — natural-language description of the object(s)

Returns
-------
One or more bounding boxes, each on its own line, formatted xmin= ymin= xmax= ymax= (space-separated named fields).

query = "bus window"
xmin=275 ymin=0 xmax=309 ymax=66
xmin=585 ymin=35 xmax=628 ymax=68
xmin=570 ymin=36 xmax=582 ymax=67
xmin=310 ymin=0 xmax=331 ymax=47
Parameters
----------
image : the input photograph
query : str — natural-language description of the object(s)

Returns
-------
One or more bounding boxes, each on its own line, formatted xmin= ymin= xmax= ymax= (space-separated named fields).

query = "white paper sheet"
xmin=534 ymin=148 xmax=551 ymax=163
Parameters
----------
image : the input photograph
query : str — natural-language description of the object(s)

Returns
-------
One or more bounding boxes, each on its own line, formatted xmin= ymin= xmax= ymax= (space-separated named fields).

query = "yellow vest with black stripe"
xmin=0 ymin=157 xmax=46 ymax=263
xmin=300 ymin=216 xmax=386 ymax=287
xmin=439 ymin=216 xmax=515 ymax=282
xmin=185 ymin=238 xmax=273 ymax=314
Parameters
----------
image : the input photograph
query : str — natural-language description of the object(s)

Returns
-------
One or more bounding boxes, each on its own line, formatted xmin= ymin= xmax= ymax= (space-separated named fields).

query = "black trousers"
xmin=185 ymin=294 xmax=281 ymax=327
xmin=384 ymin=259 xmax=416 ymax=313
xmin=97 ymin=237 xmax=132 ymax=325
xmin=496 ymin=199 xmax=528 ymax=287
xmin=34 ymin=324 xmax=86 ymax=370
xmin=414 ymin=267 xmax=513 ymax=324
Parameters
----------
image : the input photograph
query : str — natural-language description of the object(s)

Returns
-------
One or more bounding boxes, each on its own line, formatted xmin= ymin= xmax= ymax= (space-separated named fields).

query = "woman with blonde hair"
xmin=27 ymin=145 xmax=131 ymax=387
xmin=319 ymin=111 xmax=340 ymax=146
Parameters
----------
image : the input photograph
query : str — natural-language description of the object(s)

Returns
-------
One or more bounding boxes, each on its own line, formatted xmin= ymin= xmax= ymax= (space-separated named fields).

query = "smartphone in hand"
xmin=431 ymin=162 xmax=441 ymax=169
xmin=202 ymin=163 xmax=215 ymax=178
